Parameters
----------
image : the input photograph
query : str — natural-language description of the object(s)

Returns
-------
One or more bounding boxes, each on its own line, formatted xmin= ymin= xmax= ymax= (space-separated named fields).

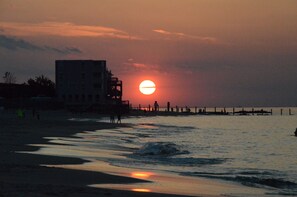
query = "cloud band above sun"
xmin=153 ymin=29 xmax=220 ymax=44
xmin=0 ymin=22 xmax=142 ymax=40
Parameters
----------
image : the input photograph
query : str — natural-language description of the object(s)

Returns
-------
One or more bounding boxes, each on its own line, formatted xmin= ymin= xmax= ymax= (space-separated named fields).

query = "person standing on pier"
xmin=154 ymin=101 xmax=159 ymax=112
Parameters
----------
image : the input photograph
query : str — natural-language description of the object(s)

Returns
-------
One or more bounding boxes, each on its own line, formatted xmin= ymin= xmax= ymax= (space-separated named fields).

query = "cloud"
xmin=0 ymin=21 xmax=142 ymax=40
xmin=0 ymin=34 xmax=42 ymax=51
xmin=122 ymin=61 xmax=160 ymax=73
xmin=43 ymin=46 xmax=82 ymax=54
xmin=131 ymin=63 xmax=148 ymax=69
xmin=153 ymin=29 xmax=219 ymax=44
xmin=0 ymin=34 xmax=82 ymax=54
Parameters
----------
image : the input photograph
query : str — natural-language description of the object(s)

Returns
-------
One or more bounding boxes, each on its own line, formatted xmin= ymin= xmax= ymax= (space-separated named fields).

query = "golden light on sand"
xmin=139 ymin=80 xmax=156 ymax=95
xmin=131 ymin=188 xmax=151 ymax=192
xmin=131 ymin=172 xmax=153 ymax=179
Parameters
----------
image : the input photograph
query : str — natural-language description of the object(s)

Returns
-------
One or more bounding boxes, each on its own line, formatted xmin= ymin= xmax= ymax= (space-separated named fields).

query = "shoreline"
xmin=0 ymin=109 xmax=269 ymax=196
xmin=0 ymin=109 xmax=193 ymax=197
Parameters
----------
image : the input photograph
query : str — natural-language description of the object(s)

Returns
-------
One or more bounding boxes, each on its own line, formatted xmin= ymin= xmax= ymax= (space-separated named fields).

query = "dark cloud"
xmin=43 ymin=46 xmax=82 ymax=54
xmin=0 ymin=34 xmax=42 ymax=50
xmin=0 ymin=35 xmax=82 ymax=54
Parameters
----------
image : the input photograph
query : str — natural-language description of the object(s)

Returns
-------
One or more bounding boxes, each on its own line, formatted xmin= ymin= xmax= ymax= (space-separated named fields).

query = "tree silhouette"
xmin=27 ymin=75 xmax=55 ymax=97
xmin=3 ymin=72 xmax=16 ymax=84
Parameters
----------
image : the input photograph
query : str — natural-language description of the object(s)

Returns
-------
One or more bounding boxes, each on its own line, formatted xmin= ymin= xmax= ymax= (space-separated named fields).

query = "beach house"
xmin=55 ymin=60 xmax=127 ymax=111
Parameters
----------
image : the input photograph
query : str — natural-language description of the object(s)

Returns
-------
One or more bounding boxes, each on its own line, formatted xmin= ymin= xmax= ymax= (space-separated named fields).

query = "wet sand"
xmin=0 ymin=109 xmax=195 ymax=197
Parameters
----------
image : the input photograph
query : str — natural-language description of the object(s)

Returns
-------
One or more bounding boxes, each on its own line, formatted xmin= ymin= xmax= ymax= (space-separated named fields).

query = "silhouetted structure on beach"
xmin=55 ymin=60 xmax=129 ymax=113
xmin=0 ymin=75 xmax=57 ymax=109
xmin=0 ymin=75 xmax=55 ymax=99
xmin=0 ymin=83 xmax=28 ymax=99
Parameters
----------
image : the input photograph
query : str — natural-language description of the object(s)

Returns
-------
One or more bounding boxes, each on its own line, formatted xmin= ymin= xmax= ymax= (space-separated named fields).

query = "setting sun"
xmin=139 ymin=80 xmax=156 ymax=95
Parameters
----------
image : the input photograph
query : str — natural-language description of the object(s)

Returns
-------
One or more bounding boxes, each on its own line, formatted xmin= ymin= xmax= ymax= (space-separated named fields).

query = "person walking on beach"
xmin=110 ymin=113 xmax=115 ymax=123
xmin=17 ymin=109 xmax=24 ymax=119
xmin=117 ymin=113 xmax=121 ymax=124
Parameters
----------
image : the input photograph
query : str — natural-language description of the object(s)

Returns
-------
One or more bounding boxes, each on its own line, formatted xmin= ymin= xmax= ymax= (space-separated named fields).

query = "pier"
xmin=130 ymin=103 xmax=295 ymax=116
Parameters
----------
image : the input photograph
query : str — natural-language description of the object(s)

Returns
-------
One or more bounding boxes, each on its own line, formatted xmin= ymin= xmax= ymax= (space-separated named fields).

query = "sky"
xmin=0 ymin=0 xmax=297 ymax=107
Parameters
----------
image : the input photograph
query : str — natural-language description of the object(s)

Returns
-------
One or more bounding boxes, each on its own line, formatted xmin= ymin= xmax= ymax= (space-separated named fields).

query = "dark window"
xmin=93 ymin=72 xmax=101 ymax=78
xmin=88 ymin=94 xmax=93 ymax=102
xmin=68 ymin=94 xmax=72 ymax=102
xmin=93 ymin=83 xmax=101 ymax=89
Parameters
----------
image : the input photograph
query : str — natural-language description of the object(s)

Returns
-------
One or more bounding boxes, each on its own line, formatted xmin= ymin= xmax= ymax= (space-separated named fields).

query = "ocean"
xmin=36 ymin=107 xmax=297 ymax=196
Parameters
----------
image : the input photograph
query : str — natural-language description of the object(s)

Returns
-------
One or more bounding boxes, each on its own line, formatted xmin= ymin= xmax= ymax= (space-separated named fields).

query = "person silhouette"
xmin=294 ymin=128 xmax=297 ymax=137
xmin=110 ymin=113 xmax=115 ymax=123
xmin=154 ymin=101 xmax=159 ymax=112
xmin=117 ymin=113 xmax=121 ymax=123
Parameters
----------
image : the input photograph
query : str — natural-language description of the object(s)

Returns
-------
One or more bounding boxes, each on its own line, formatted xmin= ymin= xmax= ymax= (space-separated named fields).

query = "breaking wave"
xmin=134 ymin=142 xmax=189 ymax=156
xmin=128 ymin=142 xmax=227 ymax=167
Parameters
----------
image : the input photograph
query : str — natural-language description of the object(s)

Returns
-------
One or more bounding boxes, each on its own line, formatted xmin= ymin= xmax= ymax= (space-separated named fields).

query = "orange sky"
xmin=1 ymin=0 xmax=297 ymax=107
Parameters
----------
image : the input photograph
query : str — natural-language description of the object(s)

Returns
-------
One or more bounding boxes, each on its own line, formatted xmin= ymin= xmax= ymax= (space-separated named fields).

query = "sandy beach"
xmin=0 ymin=109 xmax=199 ymax=197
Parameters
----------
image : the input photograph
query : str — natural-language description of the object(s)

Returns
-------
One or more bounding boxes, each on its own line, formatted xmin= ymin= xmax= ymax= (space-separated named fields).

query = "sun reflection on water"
xmin=131 ymin=188 xmax=151 ymax=192
xmin=131 ymin=172 xmax=154 ymax=179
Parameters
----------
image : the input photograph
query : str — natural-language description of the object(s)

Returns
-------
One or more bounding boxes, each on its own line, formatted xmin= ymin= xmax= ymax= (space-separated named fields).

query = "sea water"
xmin=37 ymin=108 xmax=297 ymax=196
xmin=119 ymin=114 xmax=297 ymax=196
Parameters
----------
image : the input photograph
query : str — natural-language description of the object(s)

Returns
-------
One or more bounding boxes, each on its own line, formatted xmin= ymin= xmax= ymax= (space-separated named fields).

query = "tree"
xmin=3 ymin=72 xmax=16 ymax=84
xmin=27 ymin=75 xmax=55 ymax=97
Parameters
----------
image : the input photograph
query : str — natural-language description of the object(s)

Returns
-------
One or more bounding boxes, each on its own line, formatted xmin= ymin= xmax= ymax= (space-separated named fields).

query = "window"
xmin=93 ymin=83 xmax=101 ymax=89
xmin=88 ymin=94 xmax=93 ymax=102
xmin=93 ymin=72 xmax=101 ymax=78
xmin=96 ymin=94 xmax=100 ymax=101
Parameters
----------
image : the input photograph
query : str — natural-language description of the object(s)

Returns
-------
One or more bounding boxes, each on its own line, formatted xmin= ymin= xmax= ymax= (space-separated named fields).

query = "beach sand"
xmin=0 ymin=109 xmax=259 ymax=197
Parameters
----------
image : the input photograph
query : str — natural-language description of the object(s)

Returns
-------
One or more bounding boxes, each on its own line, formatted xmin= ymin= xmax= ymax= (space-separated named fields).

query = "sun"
xmin=139 ymin=80 xmax=156 ymax=95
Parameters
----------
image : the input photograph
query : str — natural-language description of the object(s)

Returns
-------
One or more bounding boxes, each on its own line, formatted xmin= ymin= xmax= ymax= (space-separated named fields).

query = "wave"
xmin=138 ymin=123 xmax=196 ymax=130
xmin=130 ymin=142 xmax=228 ymax=167
xmin=134 ymin=142 xmax=189 ymax=156
xmin=187 ymin=171 xmax=297 ymax=190
xmin=135 ymin=124 xmax=196 ymax=136
xmin=235 ymin=176 xmax=297 ymax=189
xmin=153 ymin=157 xmax=227 ymax=166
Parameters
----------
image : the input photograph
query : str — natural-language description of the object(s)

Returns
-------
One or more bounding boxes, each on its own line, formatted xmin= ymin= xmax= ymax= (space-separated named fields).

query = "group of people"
xmin=110 ymin=113 xmax=121 ymax=123
xmin=16 ymin=108 xmax=40 ymax=120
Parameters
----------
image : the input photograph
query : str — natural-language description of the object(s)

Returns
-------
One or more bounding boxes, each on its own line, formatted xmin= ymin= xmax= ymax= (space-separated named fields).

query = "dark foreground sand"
xmin=0 ymin=110 xmax=196 ymax=197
